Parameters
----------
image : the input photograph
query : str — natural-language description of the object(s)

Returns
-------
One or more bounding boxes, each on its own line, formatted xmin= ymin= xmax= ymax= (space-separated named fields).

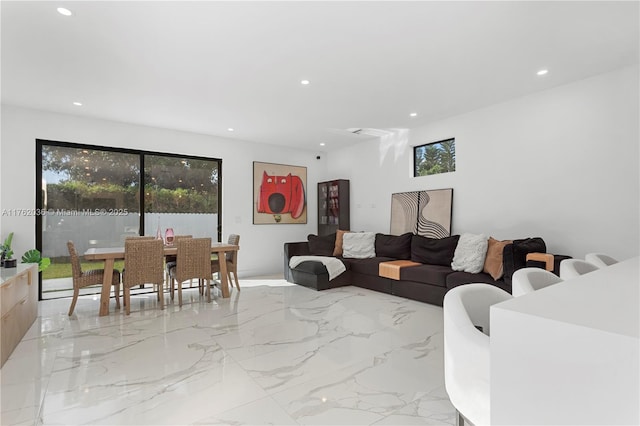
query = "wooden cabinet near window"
xmin=1 ymin=263 xmax=38 ymax=367
xmin=318 ymin=179 xmax=350 ymax=236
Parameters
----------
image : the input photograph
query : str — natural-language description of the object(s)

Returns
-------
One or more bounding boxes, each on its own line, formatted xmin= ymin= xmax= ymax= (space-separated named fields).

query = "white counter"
xmin=490 ymin=257 xmax=639 ymax=425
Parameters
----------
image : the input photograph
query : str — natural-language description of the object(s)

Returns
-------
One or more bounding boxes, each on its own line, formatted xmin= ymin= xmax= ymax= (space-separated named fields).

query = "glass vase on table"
xmin=165 ymin=228 xmax=175 ymax=246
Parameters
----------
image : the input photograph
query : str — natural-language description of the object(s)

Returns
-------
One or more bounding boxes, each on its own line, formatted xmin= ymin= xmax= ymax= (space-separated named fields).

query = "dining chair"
xmin=444 ymin=283 xmax=512 ymax=426
xmin=169 ymin=237 xmax=212 ymax=307
xmin=211 ymin=234 xmax=240 ymax=291
xmin=123 ymin=238 xmax=165 ymax=315
xmin=512 ymin=267 xmax=563 ymax=297
xmin=585 ymin=253 xmax=618 ymax=269
xmin=67 ymin=241 xmax=121 ymax=316
xmin=125 ymin=236 xmax=159 ymax=289
xmin=560 ymin=258 xmax=599 ymax=280
xmin=164 ymin=235 xmax=193 ymax=287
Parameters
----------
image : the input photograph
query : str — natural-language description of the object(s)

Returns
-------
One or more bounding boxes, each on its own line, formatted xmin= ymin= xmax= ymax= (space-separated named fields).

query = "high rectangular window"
xmin=414 ymin=138 xmax=456 ymax=177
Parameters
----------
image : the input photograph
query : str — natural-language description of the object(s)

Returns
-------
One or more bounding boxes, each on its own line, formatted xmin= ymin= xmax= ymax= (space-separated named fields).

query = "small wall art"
xmin=390 ymin=188 xmax=453 ymax=238
xmin=253 ymin=161 xmax=307 ymax=224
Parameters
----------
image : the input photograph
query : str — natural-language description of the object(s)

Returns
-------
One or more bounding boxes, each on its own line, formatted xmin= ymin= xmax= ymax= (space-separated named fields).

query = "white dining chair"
xmin=560 ymin=258 xmax=599 ymax=280
xmin=512 ymin=267 xmax=563 ymax=297
xmin=585 ymin=253 xmax=618 ymax=269
xmin=444 ymin=283 xmax=512 ymax=426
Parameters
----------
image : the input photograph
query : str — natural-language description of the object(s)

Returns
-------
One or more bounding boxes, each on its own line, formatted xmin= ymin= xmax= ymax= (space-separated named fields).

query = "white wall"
xmin=327 ymin=66 xmax=640 ymax=260
xmin=0 ymin=105 xmax=325 ymax=276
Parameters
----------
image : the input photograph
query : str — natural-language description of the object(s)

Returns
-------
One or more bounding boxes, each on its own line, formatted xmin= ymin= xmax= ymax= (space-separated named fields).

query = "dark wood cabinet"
xmin=318 ymin=179 xmax=350 ymax=236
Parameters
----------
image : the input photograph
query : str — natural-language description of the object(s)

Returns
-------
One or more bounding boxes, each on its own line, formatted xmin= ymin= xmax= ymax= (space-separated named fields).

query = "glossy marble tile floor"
xmin=1 ymin=278 xmax=455 ymax=425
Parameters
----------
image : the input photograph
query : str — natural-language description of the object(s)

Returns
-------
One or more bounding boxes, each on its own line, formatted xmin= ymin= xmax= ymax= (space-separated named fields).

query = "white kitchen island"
xmin=490 ymin=256 xmax=639 ymax=425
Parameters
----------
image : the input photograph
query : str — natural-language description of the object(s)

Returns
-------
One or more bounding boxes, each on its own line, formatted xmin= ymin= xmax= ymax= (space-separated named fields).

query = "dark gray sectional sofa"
xmin=284 ymin=232 xmax=546 ymax=306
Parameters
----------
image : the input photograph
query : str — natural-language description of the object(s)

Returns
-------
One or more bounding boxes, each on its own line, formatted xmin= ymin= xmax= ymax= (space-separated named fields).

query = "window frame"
xmin=36 ymin=139 xmax=222 ymax=300
xmin=413 ymin=137 xmax=456 ymax=177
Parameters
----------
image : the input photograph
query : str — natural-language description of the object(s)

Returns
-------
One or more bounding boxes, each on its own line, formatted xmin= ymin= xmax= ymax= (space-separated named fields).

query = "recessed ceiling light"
xmin=227 ymin=128 xmax=234 ymax=132
xmin=537 ymin=69 xmax=549 ymax=76
xmin=300 ymin=80 xmax=310 ymax=85
xmin=73 ymin=101 xmax=82 ymax=106
xmin=409 ymin=112 xmax=418 ymax=117
xmin=57 ymin=7 xmax=72 ymax=16
xmin=320 ymin=143 xmax=326 ymax=146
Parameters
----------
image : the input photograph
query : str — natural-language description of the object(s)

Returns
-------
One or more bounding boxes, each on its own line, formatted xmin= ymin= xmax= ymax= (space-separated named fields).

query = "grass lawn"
xmin=43 ymin=260 xmax=125 ymax=280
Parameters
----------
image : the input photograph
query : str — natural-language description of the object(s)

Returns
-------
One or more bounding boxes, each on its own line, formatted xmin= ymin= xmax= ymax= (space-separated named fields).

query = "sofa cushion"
xmin=400 ymin=264 xmax=454 ymax=287
xmin=333 ymin=229 xmax=351 ymax=256
xmin=451 ymin=233 xmax=488 ymax=273
xmin=343 ymin=232 xmax=376 ymax=258
xmin=307 ymin=233 xmax=336 ymax=256
xmin=445 ymin=271 xmax=498 ymax=289
xmin=375 ymin=232 xmax=412 ymax=259
xmin=411 ymin=234 xmax=460 ymax=266
xmin=483 ymin=237 xmax=512 ymax=280
xmin=343 ymin=257 xmax=394 ymax=275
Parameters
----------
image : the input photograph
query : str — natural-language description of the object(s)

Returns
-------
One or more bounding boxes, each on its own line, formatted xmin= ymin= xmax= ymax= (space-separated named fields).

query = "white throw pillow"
xmin=342 ymin=232 xmax=376 ymax=259
xmin=451 ymin=233 xmax=488 ymax=273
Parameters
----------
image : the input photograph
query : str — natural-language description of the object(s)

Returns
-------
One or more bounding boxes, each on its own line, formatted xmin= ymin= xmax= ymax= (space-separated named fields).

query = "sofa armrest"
xmin=502 ymin=237 xmax=546 ymax=287
xmin=284 ymin=241 xmax=311 ymax=258
xmin=284 ymin=241 xmax=311 ymax=281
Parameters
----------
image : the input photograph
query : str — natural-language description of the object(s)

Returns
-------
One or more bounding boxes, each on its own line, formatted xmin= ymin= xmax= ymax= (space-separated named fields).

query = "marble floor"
xmin=1 ymin=278 xmax=455 ymax=425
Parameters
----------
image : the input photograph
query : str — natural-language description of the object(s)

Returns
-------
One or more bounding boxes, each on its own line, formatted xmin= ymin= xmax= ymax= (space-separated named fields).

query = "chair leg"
xmin=178 ymin=280 xmax=183 ymax=307
xmin=205 ymin=279 xmax=211 ymax=302
xmin=231 ymin=270 xmax=240 ymax=290
xmin=170 ymin=276 xmax=175 ymax=301
xmin=125 ymin=287 xmax=131 ymax=315
xmin=114 ymin=283 xmax=121 ymax=308
xmin=158 ymin=283 xmax=164 ymax=310
xmin=68 ymin=288 xmax=79 ymax=316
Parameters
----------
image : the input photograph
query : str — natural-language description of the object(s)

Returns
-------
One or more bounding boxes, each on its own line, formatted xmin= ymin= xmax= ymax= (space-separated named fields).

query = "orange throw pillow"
xmin=483 ymin=237 xmax=512 ymax=280
xmin=333 ymin=230 xmax=350 ymax=256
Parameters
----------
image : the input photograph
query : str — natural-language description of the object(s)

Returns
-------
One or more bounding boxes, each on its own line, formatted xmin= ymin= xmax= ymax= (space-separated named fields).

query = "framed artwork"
xmin=414 ymin=138 xmax=456 ymax=177
xmin=253 ymin=161 xmax=307 ymax=224
xmin=390 ymin=188 xmax=453 ymax=238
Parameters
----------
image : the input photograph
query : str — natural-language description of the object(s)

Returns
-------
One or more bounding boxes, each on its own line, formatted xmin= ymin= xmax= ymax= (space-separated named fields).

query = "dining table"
xmin=84 ymin=242 xmax=239 ymax=316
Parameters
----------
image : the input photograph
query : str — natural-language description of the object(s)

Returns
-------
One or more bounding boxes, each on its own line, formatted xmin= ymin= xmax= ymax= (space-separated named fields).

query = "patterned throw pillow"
xmin=451 ymin=233 xmax=489 ymax=273
xmin=342 ymin=232 xmax=376 ymax=259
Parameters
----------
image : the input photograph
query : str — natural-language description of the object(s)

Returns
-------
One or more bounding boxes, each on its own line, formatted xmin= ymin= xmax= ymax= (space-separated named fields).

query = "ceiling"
xmin=2 ymin=1 xmax=638 ymax=152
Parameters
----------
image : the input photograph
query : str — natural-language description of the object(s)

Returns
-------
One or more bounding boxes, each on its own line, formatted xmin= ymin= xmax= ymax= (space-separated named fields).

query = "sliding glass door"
xmin=144 ymin=155 xmax=219 ymax=241
xmin=37 ymin=140 xmax=222 ymax=300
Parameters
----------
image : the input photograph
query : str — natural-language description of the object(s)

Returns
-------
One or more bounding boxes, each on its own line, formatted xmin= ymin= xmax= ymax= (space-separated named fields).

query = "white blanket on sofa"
xmin=289 ymin=256 xmax=346 ymax=281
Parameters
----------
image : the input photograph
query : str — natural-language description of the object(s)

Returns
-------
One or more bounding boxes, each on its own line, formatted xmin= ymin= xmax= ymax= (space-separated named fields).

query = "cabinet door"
xmin=1 ymin=278 xmax=17 ymax=317
xmin=1 ymin=305 xmax=22 ymax=366
xmin=318 ymin=182 xmax=329 ymax=225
